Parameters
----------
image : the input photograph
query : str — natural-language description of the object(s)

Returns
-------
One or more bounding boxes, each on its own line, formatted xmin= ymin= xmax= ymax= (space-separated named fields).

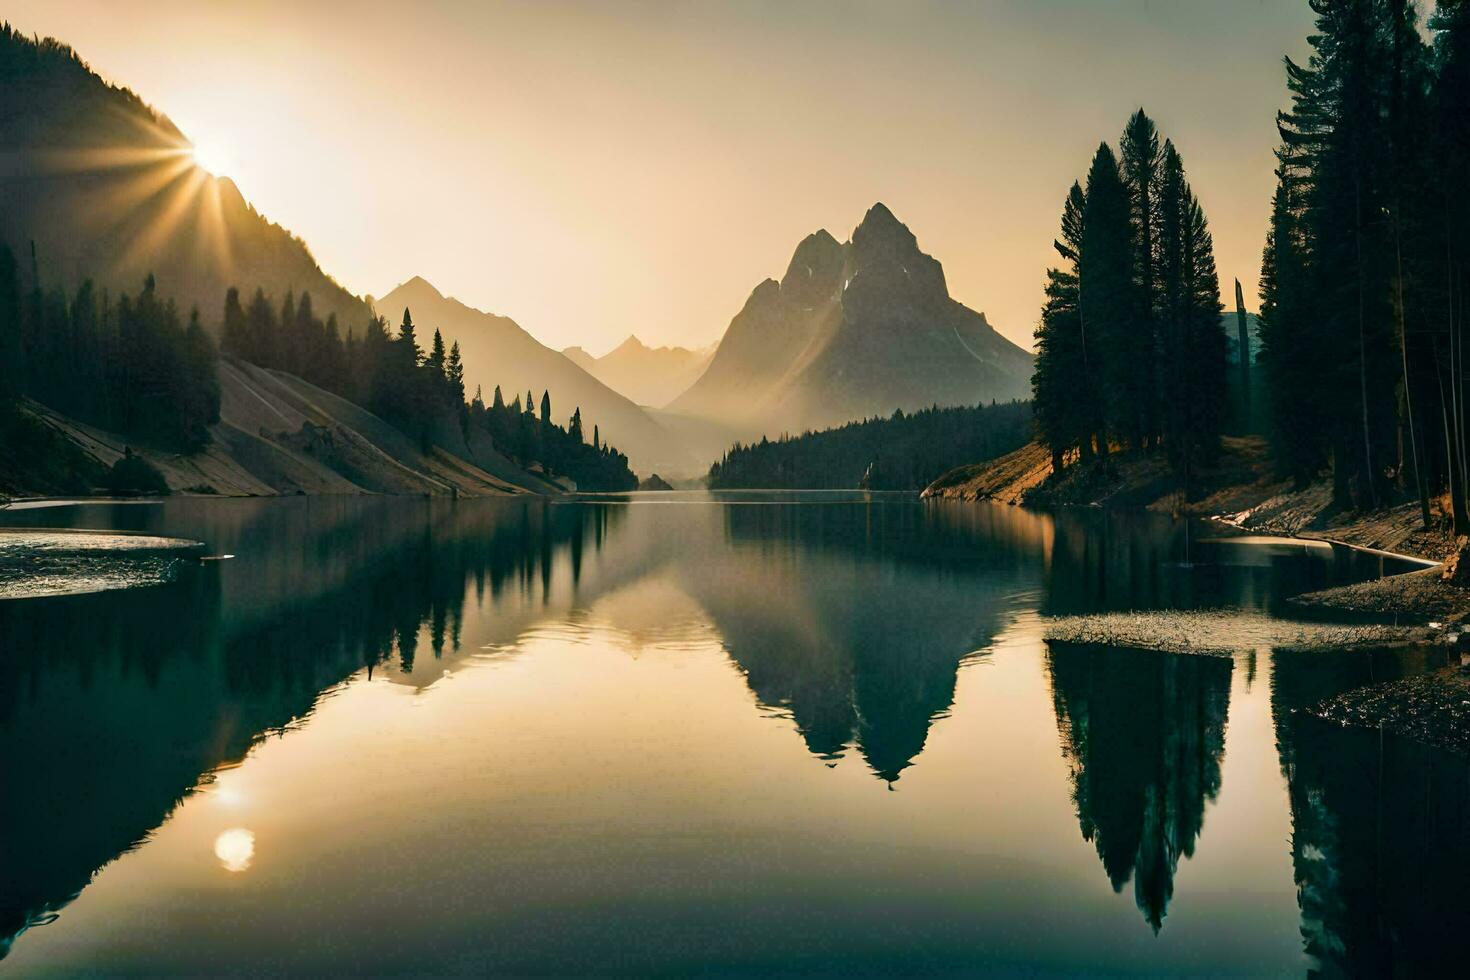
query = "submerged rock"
xmin=1308 ymin=668 xmax=1470 ymax=756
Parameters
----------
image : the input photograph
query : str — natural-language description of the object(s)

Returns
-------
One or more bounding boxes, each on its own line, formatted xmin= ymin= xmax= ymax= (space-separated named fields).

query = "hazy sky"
xmin=8 ymin=1 xmax=1319 ymax=353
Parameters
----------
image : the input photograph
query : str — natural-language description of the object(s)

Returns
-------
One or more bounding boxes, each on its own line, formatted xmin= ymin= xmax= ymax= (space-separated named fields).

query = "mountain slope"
xmin=560 ymin=336 xmax=716 ymax=408
xmin=0 ymin=26 xmax=370 ymax=328
xmin=16 ymin=359 xmax=549 ymax=497
xmin=375 ymin=277 xmax=696 ymax=474
xmin=668 ymin=204 xmax=1033 ymax=437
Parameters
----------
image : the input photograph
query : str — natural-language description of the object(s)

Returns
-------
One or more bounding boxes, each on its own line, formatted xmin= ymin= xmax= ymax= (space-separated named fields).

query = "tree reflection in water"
xmin=1045 ymin=641 xmax=1232 ymax=931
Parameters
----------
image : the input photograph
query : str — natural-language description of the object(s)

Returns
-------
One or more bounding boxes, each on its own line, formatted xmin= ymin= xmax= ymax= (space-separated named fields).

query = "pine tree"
xmin=447 ymin=342 xmax=465 ymax=403
xmin=1120 ymin=109 xmax=1164 ymax=447
xmin=1081 ymin=142 xmax=1135 ymax=454
xmin=1155 ymin=140 xmax=1229 ymax=482
xmin=398 ymin=308 xmax=421 ymax=364
xmin=1033 ymin=183 xmax=1093 ymax=467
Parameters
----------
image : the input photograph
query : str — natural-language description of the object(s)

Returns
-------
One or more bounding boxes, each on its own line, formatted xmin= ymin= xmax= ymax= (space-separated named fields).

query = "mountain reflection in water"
xmin=0 ymin=493 xmax=1462 ymax=974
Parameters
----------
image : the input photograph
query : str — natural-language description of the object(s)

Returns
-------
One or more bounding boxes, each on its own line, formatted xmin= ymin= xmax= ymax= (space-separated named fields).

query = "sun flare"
xmin=188 ymin=139 xmax=233 ymax=177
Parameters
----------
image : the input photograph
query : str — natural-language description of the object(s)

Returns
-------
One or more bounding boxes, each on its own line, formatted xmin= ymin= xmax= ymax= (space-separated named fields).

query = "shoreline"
xmin=925 ymin=440 xmax=1470 ymax=755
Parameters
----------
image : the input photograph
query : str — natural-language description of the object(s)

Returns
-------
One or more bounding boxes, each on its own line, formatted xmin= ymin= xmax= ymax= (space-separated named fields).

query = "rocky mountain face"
xmin=562 ymin=335 xmax=716 ymax=408
xmin=668 ymin=204 xmax=1033 ymax=438
xmin=0 ymin=26 xmax=370 ymax=328
xmin=375 ymin=278 xmax=697 ymax=475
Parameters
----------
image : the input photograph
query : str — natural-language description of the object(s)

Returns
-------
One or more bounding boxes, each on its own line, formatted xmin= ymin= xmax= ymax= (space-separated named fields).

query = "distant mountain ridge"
xmin=0 ymin=25 xmax=370 ymax=328
xmin=668 ymin=204 xmax=1033 ymax=438
xmin=375 ymin=277 xmax=697 ymax=474
xmin=562 ymin=335 xmax=716 ymax=408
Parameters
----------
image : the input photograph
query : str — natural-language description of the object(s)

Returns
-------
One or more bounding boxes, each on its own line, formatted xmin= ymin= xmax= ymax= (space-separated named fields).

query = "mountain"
xmin=668 ymin=203 xmax=1033 ymax=439
xmin=560 ymin=335 xmax=716 ymax=408
xmin=0 ymin=26 xmax=371 ymax=329
xmin=374 ymin=277 xmax=697 ymax=474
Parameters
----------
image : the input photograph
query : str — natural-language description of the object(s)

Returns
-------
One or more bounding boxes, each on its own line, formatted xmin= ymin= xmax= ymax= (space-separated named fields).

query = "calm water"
xmin=0 ymin=492 xmax=1466 ymax=976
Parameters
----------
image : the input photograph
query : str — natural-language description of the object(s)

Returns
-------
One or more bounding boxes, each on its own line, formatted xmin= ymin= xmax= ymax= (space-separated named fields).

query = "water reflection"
xmin=702 ymin=502 xmax=1038 ymax=781
xmin=1270 ymin=647 xmax=1470 ymax=975
xmin=0 ymin=497 xmax=619 ymax=957
xmin=0 ymin=493 xmax=1457 ymax=971
xmin=1046 ymin=642 xmax=1232 ymax=930
xmin=214 ymin=828 xmax=255 ymax=873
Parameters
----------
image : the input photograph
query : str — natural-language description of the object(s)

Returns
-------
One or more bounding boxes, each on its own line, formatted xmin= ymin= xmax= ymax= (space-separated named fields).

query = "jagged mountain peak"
xmin=851 ymin=202 xmax=921 ymax=261
xmin=854 ymin=201 xmax=903 ymax=235
xmin=847 ymin=202 xmax=947 ymax=304
xmin=781 ymin=229 xmax=846 ymax=305
xmin=667 ymin=202 xmax=1031 ymax=436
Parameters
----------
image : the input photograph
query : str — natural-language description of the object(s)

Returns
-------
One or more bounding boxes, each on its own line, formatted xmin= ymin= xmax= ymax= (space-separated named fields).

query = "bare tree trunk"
xmin=1234 ymin=279 xmax=1252 ymax=425
xmin=1450 ymin=201 xmax=1469 ymax=534
xmin=1437 ymin=345 xmax=1469 ymax=532
xmin=1393 ymin=210 xmax=1429 ymax=527
xmin=1355 ymin=175 xmax=1377 ymax=509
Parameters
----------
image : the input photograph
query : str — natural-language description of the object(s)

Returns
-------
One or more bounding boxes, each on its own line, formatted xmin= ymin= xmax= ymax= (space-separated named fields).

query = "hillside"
xmin=923 ymin=436 xmax=1277 ymax=513
xmin=375 ymin=277 xmax=698 ymax=475
xmin=3 ymin=359 xmax=551 ymax=499
xmin=562 ymin=335 xmax=716 ymax=408
xmin=0 ymin=26 xmax=371 ymax=328
xmin=667 ymin=203 xmax=1034 ymax=440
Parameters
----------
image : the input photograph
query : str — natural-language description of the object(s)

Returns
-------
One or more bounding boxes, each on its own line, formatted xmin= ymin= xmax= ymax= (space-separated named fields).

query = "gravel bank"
xmin=1288 ymin=566 xmax=1470 ymax=623
xmin=1043 ymin=609 xmax=1428 ymax=656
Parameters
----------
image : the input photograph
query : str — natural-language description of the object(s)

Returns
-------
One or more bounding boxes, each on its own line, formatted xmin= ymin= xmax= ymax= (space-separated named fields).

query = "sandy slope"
xmin=15 ymin=359 xmax=551 ymax=498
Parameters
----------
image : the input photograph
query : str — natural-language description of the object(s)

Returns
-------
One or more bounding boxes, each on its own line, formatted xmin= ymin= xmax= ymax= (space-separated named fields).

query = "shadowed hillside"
xmin=0 ymin=26 xmax=370 ymax=328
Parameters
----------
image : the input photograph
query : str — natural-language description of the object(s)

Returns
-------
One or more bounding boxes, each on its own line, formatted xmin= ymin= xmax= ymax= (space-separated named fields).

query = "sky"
xmin=7 ymin=0 xmax=1321 ymax=354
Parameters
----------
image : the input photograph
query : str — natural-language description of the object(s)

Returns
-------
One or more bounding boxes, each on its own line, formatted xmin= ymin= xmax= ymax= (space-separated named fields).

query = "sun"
xmin=188 ymin=139 xmax=234 ymax=177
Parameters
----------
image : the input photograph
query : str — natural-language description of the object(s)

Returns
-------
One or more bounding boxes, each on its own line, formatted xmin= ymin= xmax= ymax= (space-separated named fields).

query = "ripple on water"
xmin=0 ymin=530 xmax=206 ymax=600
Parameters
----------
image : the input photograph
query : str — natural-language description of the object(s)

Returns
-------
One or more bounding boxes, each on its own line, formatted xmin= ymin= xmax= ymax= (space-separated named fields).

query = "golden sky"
xmin=8 ymin=0 xmax=1315 ymax=354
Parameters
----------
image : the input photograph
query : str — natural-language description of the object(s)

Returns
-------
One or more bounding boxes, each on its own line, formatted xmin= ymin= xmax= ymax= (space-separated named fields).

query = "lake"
xmin=1 ymin=492 xmax=1466 ymax=975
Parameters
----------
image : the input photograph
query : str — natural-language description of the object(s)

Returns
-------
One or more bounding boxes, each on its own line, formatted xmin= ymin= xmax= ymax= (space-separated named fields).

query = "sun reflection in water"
xmin=214 ymin=828 xmax=255 ymax=873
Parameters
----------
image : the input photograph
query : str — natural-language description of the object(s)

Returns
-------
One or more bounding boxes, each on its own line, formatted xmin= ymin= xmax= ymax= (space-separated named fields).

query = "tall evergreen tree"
xmin=1120 ymin=109 xmax=1164 ymax=447
xmin=1033 ymin=183 xmax=1093 ymax=467
xmin=1081 ymin=142 xmax=1135 ymax=454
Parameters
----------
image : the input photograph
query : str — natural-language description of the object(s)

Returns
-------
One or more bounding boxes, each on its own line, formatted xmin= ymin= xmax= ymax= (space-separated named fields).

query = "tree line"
xmin=0 ymin=244 xmax=219 ymax=451
xmin=708 ymin=401 xmax=1033 ymax=491
xmin=0 ymin=245 xmax=636 ymax=491
xmin=221 ymin=291 xmax=634 ymax=490
xmin=1031 ymin=109 xmax=1228 ymax=491
xmin=1260 ymin=0 xmax=1470 ymax=529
